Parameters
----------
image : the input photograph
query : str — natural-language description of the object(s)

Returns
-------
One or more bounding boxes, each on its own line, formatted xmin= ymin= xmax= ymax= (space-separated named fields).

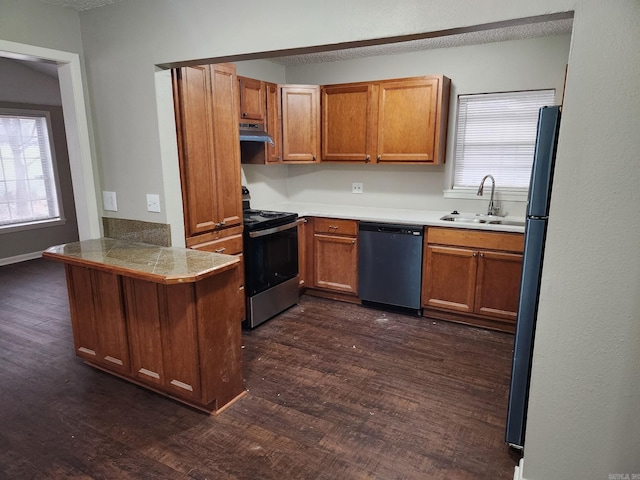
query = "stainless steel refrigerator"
xmin=505 ymin=105 xmax=562 ymax=449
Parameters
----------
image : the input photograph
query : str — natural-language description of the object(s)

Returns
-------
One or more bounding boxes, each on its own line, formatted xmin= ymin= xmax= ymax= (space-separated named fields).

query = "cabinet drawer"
xmin=314 ymin=218 xmax=358 ymax=236
xmin=191 ymin=233 xmax=243 ymax=255
xmin=426 ymin=227 xmax=524 ymax=253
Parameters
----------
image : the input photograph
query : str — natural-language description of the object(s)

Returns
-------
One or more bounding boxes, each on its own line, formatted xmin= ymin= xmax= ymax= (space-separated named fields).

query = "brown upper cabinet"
xmin=238 ymin=76 xmax=266 ymax=121
xmin=265 ymin=81 xmax=282 ymax=163
xmin=172 ymin=63 xmax=243 ymax=240
xmin=321 ymin=75 xmax=450 ymax=164
xmin=281 ymin=84 xmax=321 ymax=163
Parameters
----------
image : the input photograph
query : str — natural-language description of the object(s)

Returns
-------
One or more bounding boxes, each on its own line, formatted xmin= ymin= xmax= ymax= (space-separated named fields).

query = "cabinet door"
xmin=265 ymin=81 xmax=282 ymax=163
xmin=65 ymin=265 xmax=129 ymax=373
xmin=210 ymin=63 xmax=243 ymax=229
xmin=376 ymin=77 xmax=440 ymax=163
xmin=238 ymin=76 xmax=265 ymax=121
xmin=281 ymin=85 xmax=320 ymax=163
xmin=321 ymin=83 xmax=375 ymax=162
xmin=313 ymin=233 xmax=358 ymax=294
xmin=173 ymin=65 xmax=218 ymax=236
xmin=124 ymin=278 xmax=165 ymax=387
xmin=124 ymin=278 xmax=201 ymax=399
xmin=423 ymin=245 xmax=477 ymax=313
xmin=475 ymin=251 xmax=523 ymax=321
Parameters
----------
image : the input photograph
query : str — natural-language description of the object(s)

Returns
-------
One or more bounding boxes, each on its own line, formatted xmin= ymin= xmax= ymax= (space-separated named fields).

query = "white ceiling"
xmin=38 ymin=0 xmax=123 ymax=10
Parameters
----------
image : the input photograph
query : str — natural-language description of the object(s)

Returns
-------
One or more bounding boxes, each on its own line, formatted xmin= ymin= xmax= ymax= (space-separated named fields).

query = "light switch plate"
xmin=352 ymin=182 xmax=364 ymax=194
xmin=146 ymin=194 xmax=161 ymax=213
xmin=103 ymin=191 xmax=118 ymax=211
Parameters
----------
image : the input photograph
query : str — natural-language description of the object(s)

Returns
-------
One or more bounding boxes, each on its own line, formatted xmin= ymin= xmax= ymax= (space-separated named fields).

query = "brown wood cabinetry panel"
xmin=195 ymin=267 xmax=244 ymax=409
xmin=65 ymin=265 xmax=129 ymax=373
xmin=124 ymin=278 xmax=165 ymax=386
xmin=427 ymin=227 xmax=524 ymax=253
xmin=173 ymin=63 xmax=242 ymax=241
xmin=281 ymin=85 xmax=320 ymax=163
xmin=265 ymin=81 xmax=282 ymax=163
xmin=65 ymin=265 xmax=99 ymax=361
xmin=321 ymin=83 xmax=375 ymax=162
xmin=475 ymin=251 xmax=523 ymax=321
xmin=313 ymin=217 xmax=358 ymax=236
xmin=298 ymin=217 xmax=308 ymax=288
xmin=377 ymin=77 xmax=439 ymax=163
xmin=238 ymin=76 xmax=265 ymax=121
xmin=423 ymin=245 xmax=477 ymax=313
xmin=210 ymin=63 xmax=243 ymax=229
xmin=313 ymin=233 xmax=358 ymax=294
xmin=191 ymin=233 xmax=243 ymax=255
xmin=173 ymin=65 xmax=217 ymax=236
xmin=91 ymin=270 xmax=129 ymax=372
xmin=159 ymin=283 xmax=201 ymax=401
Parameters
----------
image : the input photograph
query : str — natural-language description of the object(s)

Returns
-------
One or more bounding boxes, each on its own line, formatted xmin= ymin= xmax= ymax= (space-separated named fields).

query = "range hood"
xmin=239 ymin=122 xmax=274 ymax=145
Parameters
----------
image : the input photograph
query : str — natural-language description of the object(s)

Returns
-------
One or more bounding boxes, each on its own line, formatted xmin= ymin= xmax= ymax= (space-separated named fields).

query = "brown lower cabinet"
xmin=422 ymin=227 xmax=524 ymax=332
xmin=62 ymin=262 xmax=245 ymax=414
xmin=309 ymin=217 xmax=359 ymax=299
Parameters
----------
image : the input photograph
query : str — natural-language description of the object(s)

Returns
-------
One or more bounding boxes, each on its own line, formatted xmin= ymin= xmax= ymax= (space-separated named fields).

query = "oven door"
xmin=244 ymin=221 xmax=299 ymax=297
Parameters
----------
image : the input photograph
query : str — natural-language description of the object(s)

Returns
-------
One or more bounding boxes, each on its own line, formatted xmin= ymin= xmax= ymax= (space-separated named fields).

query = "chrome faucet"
xmin=477 ymin=174 xmax=499 ymax=216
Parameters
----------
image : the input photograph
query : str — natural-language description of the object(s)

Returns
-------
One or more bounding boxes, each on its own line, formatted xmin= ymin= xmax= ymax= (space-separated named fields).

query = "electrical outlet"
xmin=352 ymin=182 xmax=364 ymax=194
xmin=146 ymin=194 xmax=161 ymax=213
xmin=102 ymin=191 xmax=118 ymax=211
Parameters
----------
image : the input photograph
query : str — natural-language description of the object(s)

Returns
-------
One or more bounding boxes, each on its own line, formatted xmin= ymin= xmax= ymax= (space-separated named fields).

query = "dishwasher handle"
xmin=359 ymin=222 xmax=423 ymax=236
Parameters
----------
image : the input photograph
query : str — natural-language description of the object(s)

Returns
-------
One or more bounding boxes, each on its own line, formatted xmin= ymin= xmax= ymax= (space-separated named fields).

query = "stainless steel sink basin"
xmin=440 ymin=213 xmax=525 ymax=227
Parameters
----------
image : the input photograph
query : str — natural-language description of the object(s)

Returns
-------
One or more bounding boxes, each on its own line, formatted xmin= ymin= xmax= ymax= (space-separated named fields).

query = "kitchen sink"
xmin=440 ymin=213 xmax=525 ymax=227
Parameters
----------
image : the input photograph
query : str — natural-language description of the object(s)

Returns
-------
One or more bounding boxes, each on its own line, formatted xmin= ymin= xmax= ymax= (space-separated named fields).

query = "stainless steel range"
xmin=243 ymin=206 xmax=299 ymax=328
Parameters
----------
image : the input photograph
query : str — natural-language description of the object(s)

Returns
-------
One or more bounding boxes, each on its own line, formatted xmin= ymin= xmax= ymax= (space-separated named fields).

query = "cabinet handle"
xmin=214 ymin=248 xmax=226 ymax=253
xmin=329 ymin=225 xmax=338 ymax=230
xmin=214 ymin=222 xmax=221 ymax=228
xmin=351 ymin=240 xmax=355 ymax=245
xmin=480 ymin=252 xmax=484 ymax=258
xmin=313 ymin=155 xmax=317 ymax=161
xmin=365 ymin=155 xmax=370 ymax=163
xmin=242 ymin=112 xmax=247 ymax=118
xmin=473 ymin=252 xmax=478 ymax=257
xmin=377 ymin=155 xmax=381 ymax=161
xmin=220 ymin=221 xmax=226 ymax=226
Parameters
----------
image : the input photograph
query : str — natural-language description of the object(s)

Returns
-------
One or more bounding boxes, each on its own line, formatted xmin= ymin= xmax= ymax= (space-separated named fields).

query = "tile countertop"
xmin=258 ymin=202 xmax=526 ymax=234
xmin=42 ymin=238 xmax=240 ymax=284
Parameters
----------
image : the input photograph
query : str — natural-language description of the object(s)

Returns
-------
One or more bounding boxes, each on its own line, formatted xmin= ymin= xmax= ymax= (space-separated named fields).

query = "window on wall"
xmin=451 ymin=89 xmax=556 ymax=194
xmin=0 ymin=109 xmax=63 ymax=230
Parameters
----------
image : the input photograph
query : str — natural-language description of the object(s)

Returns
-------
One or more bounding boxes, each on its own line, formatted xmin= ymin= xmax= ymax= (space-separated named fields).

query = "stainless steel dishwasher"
xmin=358 ymin=222 xmax=424 ymax=313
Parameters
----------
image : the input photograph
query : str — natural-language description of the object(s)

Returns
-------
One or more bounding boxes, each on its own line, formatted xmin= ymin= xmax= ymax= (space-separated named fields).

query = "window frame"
xmin=445 ymin=89 xmax=556 ymax=202
xmin=0 ymin=107 xmax=66 ymax=234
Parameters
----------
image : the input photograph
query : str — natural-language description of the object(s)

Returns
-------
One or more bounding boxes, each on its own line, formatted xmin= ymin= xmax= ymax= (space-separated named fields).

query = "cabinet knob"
xmin=480 ymin=252 xmax=484 ymax=258
xmin=242 ymin=112 xmax=247 ymax=118
xmin=473 ymin=252 xmax=478 ymax=257
xmin=220 ymin=221 xmax=226 ymax=226
xmin=313 ymin=155 xmax=317 ymax=161
xmin=214 ymin=223 xmax=221 ymax=228
xmin=365 ymin=155 xmax=370 ymax=163
xmin=377 ymin=155 xmax=381 ymax=161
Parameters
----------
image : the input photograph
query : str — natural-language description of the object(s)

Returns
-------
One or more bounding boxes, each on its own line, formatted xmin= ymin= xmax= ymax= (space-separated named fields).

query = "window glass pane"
xmin=0 ymin=111 xmax=61 ymax=228
xmin=453 ymin=90 xmax=556 ymax=190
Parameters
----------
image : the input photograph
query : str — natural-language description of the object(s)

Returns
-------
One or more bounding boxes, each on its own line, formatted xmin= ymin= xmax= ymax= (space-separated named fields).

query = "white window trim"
xmin=0 ymin=107 xmax=66 ymax=233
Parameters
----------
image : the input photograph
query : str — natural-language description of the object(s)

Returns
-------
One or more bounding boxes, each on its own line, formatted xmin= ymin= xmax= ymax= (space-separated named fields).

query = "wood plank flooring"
xmin=0 ymin=258 xmax=520 ymax=479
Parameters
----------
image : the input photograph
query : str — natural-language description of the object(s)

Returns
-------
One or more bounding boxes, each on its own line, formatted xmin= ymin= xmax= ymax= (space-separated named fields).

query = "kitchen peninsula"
xmin=43 ymin=238 xmax=246 ymax=415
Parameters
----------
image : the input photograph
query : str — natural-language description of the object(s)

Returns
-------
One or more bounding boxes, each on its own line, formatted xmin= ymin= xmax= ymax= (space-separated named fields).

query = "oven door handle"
xmin=248 ymin=219 xmax=301 ymax=238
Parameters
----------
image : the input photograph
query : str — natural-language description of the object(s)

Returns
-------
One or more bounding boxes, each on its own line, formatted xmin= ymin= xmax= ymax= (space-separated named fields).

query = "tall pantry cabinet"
xmin=172 ymin=63 xmax=243 ymax=242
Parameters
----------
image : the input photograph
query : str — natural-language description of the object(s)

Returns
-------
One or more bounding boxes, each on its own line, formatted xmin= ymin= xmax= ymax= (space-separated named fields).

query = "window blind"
xmin=453 ymin=90 xmax=555 ymax=190
xmin=0 ymin=111 xmax=61 ymax=228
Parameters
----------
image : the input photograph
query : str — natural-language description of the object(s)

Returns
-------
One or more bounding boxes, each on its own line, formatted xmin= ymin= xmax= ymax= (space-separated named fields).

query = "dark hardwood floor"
xmin=0 ymin=258 xmax=520 ymax=479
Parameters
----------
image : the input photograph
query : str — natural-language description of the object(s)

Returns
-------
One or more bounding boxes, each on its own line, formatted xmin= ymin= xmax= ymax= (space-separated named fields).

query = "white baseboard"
xmin=0 ymin=251 xmax=44 ymax=266
xmin=513 ymin=458 xmax=525 ymax=480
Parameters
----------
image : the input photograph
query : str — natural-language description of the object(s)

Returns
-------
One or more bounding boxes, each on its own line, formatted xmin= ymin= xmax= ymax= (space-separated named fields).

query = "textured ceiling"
xmin=38 ymin=0 xmax=123 ymax=10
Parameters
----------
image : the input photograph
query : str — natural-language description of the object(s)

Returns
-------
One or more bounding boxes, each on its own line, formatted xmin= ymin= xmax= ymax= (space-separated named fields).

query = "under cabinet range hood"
xmin=239 ymin=122 xmax=274 ymax=145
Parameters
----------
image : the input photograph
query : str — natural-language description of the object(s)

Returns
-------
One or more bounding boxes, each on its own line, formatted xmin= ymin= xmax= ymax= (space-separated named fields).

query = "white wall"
xmin=5 ymin=0 xmax=639 ymax=478
xmin=269 ymin=35 xmax=569 ymax=216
